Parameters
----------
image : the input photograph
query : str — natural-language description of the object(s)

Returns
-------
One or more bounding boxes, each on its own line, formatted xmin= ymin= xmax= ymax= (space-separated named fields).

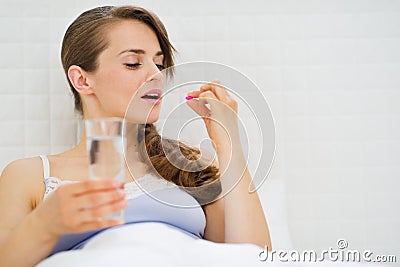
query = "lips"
xmin=140 ymin=89 xmax=162 ymax=105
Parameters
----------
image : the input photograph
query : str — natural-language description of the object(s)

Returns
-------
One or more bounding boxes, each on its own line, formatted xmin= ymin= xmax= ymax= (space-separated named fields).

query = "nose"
xmin=145 ymin=62 xmax=162 ymax=83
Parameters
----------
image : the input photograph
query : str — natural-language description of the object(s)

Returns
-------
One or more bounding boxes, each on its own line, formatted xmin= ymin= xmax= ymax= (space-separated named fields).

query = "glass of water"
xmin=85 ymin=117 xmax=126 ymax=221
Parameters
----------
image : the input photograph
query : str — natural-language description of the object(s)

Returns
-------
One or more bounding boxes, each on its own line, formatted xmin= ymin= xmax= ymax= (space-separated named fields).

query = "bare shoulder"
xmin=1 ymin=156 xmax=43 ymax=183
xmin=1 ymin=156 xmax=45 ymax=208
xmin=0 ymin=157 xmax=45 ymax=243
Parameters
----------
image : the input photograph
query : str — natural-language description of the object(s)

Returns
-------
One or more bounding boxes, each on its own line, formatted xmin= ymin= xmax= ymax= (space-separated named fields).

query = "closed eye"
xmin=125 ymin=63 xmax=165 ymax=71
xmin=125 ymin=63 xmax=141 ymax=69
xmin=156 ymin=64 xmax=165 ymax=71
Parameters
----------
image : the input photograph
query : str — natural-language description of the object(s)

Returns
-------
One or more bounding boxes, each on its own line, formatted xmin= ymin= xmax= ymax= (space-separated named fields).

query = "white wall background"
xmin=1 ymin=0 xmax=399 ymax=262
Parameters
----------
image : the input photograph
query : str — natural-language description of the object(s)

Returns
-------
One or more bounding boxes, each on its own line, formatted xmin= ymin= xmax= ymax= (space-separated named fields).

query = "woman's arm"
xmin=203 ymin=197 xmax=225 ymax=243
xmin=217 ymin=142 xmax=272 ymax=250
xmin=201 ymin=151 xmax=271 ymax=249
xmin=0 ymin=158 xmax=128 ymax=267
xmin=186 ymin=83 xmax=272 ymax=250
xmin=0 ymin=159 xmax=60 ymax=267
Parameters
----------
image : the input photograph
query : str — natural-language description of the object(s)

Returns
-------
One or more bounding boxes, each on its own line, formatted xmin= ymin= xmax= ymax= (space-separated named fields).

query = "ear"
xmin=67 ymin=65 xmax=94 ymax=95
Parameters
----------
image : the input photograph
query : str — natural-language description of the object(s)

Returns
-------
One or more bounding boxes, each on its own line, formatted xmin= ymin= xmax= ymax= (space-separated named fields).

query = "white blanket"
xmin=37 ymin=222 xmax=391 ymax=267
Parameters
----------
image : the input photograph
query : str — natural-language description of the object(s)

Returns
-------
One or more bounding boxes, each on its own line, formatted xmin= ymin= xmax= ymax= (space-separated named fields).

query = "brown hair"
xmin=61 ymin=6 xmax=221 ymax=205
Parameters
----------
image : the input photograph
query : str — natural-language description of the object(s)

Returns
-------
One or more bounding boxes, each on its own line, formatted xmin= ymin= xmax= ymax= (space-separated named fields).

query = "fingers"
xmin=187 ymin=81 xmax=237 ymax=113
xmin=186 ymin=98 xmax=211 ymax=118
xmin=200 ymin=81 xmax=230 ymax=101
xmin=78 ymin=198 xmax=128 ymax=224
xmin=76 ymin=189 xmax=126 ymax=210
xmin=65 ymin=179 xmax=123 ymax=196
xmin=54 ymin=179 xmax=127 ymax=233
xmin=186 ymin=90 xmax=222 ymax=124
xmin=187 ymin=81 xmax=226 ymax=99
xmin=73 ymin=181 xmax=127 ymax=223
xmin=198 ymin=90 xmax=219 ymax=113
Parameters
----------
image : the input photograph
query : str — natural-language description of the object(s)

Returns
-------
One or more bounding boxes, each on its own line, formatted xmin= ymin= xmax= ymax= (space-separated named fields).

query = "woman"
xmin=0 ymin=5 xmax=271 ymax=266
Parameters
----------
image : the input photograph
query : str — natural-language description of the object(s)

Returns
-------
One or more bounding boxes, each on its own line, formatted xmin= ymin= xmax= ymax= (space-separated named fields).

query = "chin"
xmin=125 ymin=111 xmax=160 ymax=124
xmin=145 ymin=114 xmax=160 ymax=124
xmin=144 ymin=104 xmax=161 ymax=123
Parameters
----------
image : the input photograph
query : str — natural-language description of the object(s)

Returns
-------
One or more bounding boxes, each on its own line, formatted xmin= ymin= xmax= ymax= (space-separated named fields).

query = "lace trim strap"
xmin=39 ymin=155 xmax=50 ymax=179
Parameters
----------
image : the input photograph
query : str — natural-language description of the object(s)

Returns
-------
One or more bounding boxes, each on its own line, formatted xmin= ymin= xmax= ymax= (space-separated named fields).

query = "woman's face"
xmin=87 ymin=20 xmax=165 ymax=123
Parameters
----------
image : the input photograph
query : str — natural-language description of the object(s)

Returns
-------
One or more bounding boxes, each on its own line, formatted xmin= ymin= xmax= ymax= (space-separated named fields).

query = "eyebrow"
xmin=119 ymin=49 xmax=163 ymax=56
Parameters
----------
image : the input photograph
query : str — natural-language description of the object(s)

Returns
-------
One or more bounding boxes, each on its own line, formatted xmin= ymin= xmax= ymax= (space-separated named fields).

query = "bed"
xmin=37 ymin=179 xmax=392 ymax=267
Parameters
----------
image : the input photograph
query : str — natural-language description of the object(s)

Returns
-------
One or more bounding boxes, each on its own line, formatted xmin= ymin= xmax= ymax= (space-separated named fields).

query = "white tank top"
xmin=39 ymin=155 xmax=177 ymax=200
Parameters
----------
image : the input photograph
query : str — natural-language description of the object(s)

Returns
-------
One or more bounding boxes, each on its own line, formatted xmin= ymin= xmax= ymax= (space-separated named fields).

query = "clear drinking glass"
xmin=85 ymin=117 xmax=126 ymax=221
